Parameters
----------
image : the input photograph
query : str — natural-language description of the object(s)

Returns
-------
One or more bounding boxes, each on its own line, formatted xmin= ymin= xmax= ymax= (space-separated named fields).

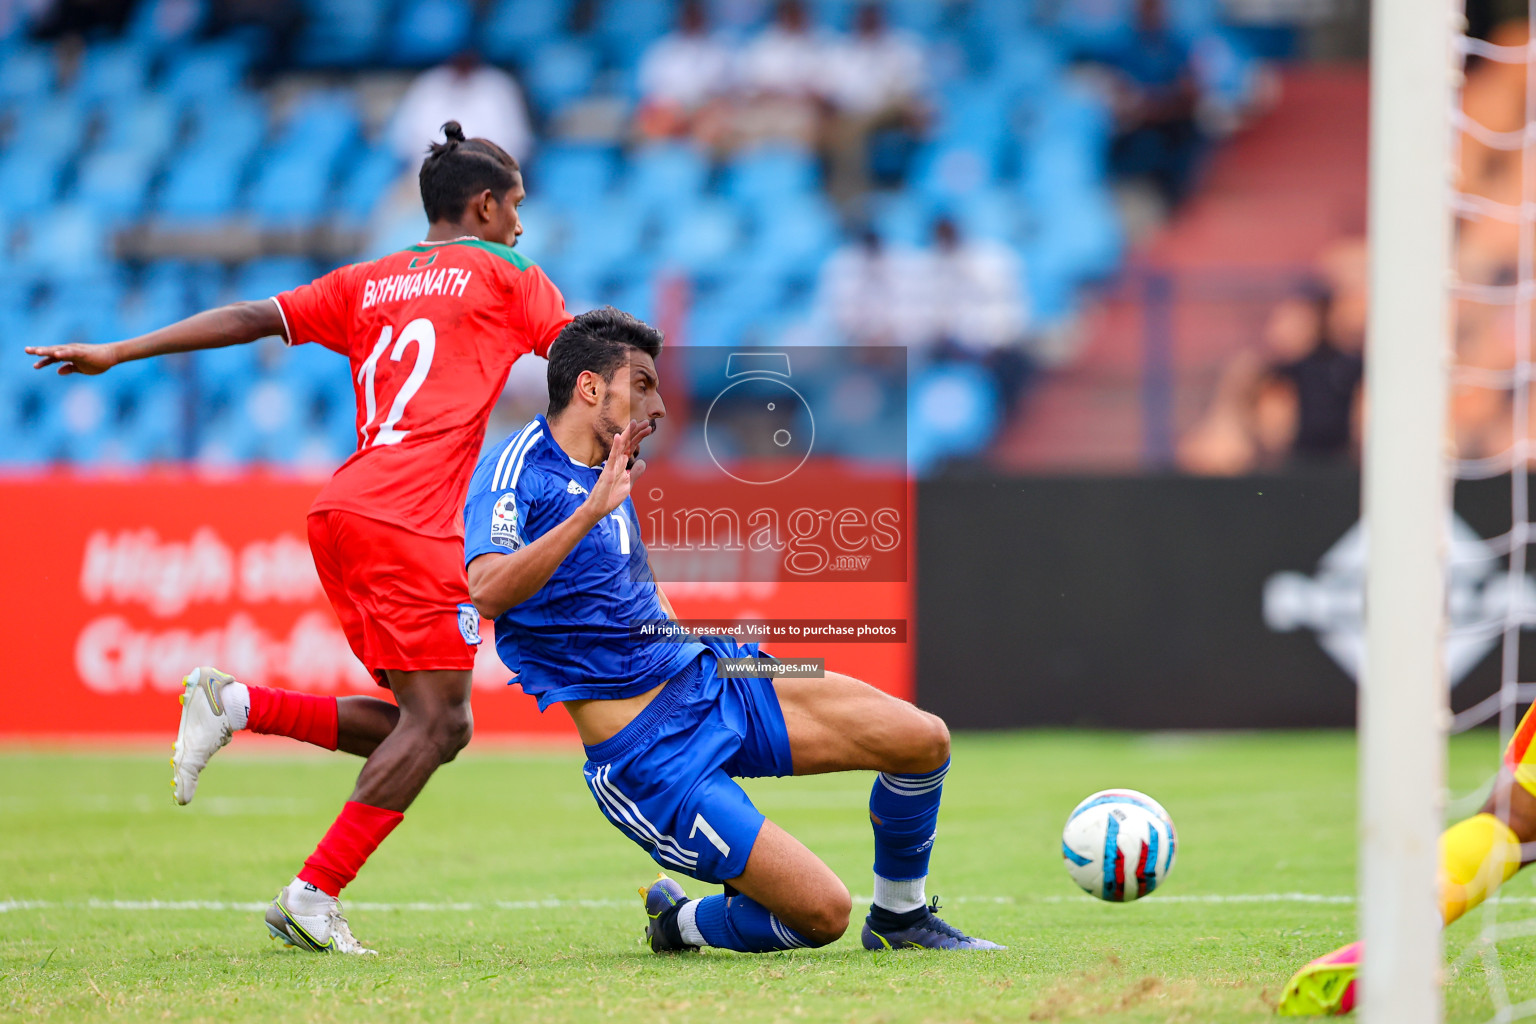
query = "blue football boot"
xmin=860 ymin=897 xmax=1006 ymax=951
xmin=639 ymin=874 xmax=698 ymax=953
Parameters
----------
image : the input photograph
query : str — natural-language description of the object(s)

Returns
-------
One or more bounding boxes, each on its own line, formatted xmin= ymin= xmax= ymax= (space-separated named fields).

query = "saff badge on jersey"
xmin=490 ymin=493 xmax=522 ymax=550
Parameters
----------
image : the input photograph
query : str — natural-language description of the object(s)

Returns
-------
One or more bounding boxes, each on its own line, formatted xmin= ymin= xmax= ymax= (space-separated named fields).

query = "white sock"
xmin=873 ymin=874 xmax=927 ymax=914
xmin=222 ymin=681 xmax=250 ymax=730
xmin=678 ymin=899 xmax=706 ymax=947
xmin=284 ymin=877 xmax=334 ymax=911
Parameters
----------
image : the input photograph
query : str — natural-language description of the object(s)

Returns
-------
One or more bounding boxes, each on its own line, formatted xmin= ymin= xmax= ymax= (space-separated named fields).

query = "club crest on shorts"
xmin=490 ymin=492 xmax=521 ymax=549
xmin=457 ymin=604 xmax=482 ymax=646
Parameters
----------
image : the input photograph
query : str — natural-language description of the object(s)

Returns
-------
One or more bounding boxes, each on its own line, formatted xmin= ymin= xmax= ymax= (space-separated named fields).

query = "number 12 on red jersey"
xmin=357 ymin=318 xmax=436 ymax=447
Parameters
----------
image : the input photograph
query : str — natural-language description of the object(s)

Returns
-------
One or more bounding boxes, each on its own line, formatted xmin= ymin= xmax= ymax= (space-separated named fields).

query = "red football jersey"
xmin=273 ymin=237 xmax=572 ymax=538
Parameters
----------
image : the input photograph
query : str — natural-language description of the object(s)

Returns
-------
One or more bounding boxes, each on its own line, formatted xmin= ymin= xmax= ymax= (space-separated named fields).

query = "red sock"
xmin=245 ymin=686 xmax=338 ymax=751
xmin=297 ymin=801 xmax=404 ymax=897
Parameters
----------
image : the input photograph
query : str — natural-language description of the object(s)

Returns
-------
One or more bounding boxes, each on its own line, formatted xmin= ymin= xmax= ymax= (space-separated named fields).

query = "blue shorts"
xmin=581 ymin=650 xmax=794 ymax=884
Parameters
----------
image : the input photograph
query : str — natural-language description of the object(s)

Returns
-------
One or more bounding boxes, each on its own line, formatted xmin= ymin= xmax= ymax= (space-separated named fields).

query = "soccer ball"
xmin=1061 ymin=789 xmax=1178 ymax=902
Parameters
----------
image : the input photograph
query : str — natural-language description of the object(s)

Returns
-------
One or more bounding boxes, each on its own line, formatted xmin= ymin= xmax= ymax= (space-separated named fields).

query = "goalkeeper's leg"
xmin=1278 ymin=708 xmax=1536 ymax=1016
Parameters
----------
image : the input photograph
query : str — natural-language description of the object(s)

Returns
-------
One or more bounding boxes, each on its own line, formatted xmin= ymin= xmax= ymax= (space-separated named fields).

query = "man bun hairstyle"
xmin=547 ymin=307 xmax=664 ymax=416
xmin=418 ymin=120 xmax=520 ymax=223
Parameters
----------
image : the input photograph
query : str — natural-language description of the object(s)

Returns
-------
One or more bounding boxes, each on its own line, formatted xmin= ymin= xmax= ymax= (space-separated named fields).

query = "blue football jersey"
xmin=463 ymin=416 xmax=705 ymax=709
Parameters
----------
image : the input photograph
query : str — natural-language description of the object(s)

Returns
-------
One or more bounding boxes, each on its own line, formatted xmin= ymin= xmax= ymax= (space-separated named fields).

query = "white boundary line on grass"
xmin=0 ymin=893 xmax=1404 ymax=914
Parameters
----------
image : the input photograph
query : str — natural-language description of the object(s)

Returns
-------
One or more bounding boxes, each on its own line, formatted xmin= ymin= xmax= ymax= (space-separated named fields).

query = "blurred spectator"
xmin=1101 ymin=0 xmax=1205 ymax=209
xmin=388 ymin=50 xmax=533 ymax=166
xmin=815 ymin=228 xmax=928 ymax=346
xmin=1179 ymin=251 xmax=1366 ymax=475
xmin=922 ymin=216 xmax=1031 ymax=355
xmin=732 ymin=0 xmax=834 ymax=149
xmin=921 ymin=216 xmax=1034 ymax=410
xmin=635 ymin=0 xmax=734 ymax=144
xmin=817 ymin=217 xmax=1033 ymax=406
xmin=823 ymin=2 xmax=929 ymax=201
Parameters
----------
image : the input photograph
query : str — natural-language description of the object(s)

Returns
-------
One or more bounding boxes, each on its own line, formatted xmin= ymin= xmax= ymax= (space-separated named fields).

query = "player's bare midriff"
xmin=563 ymin=679 xmax=668 ymax=747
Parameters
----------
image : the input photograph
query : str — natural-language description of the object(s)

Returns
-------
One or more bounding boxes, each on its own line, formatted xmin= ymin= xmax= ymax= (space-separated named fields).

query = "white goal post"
xmin=1359 ymin=0 xmax=1458 ymax=1020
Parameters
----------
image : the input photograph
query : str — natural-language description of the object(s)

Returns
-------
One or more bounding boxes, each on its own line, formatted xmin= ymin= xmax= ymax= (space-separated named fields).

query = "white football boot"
xmin=170 ymin=666 xmax=237 ymax=805
xmin=266 ymin=880 xmax=376 ymax=954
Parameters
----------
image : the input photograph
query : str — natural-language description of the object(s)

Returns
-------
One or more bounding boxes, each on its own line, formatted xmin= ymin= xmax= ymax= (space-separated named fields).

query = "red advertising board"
xmin=0 ymin=476 xmax=911 ymax=739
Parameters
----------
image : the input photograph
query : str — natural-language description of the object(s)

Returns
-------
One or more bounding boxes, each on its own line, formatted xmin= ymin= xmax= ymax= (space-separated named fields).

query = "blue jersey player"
xmin=463 ymin=308 xmax=1001 ymax=953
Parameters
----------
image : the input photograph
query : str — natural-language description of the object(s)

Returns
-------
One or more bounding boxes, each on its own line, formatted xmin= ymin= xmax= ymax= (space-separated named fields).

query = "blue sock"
xmin=688 ymin=892 xmax=819 ymax=951
xmin=869 ymin=759 xmax=948 ymax=912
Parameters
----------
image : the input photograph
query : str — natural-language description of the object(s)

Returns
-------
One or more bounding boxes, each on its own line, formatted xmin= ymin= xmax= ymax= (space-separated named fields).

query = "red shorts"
xmin=307 ymin=509 xmax=480 ymax=686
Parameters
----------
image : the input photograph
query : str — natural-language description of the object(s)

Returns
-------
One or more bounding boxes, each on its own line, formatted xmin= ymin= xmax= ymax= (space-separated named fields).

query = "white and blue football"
xmin=1061 ymin=789 xmax=1178 ymax=902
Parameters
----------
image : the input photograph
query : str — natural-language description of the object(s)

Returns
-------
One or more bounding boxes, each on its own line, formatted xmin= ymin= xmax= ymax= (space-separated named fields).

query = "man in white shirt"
xmin=918 ymin=216 xmax=1035 ymax=410
xmin=635 ymin=0 xmax=734 ymax=142
xmin=822 ymin=3 xmax=930 ymax=201
xmin=922 ymin=216 xmax=1031 ymax=354
xmin=815 ymin=229 xmax=930 ymax=347
xmin=731 ymin=0 xmax=834 ymax=148
xmin=389 ymin=50 xmax=533 ymax=167
xmin=825 ymin=3 xmax=926 ymax=117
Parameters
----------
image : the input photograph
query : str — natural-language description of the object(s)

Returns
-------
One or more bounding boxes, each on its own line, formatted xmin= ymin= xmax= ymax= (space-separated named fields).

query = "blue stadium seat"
xmin=125 ymin=0 xmax=205 ymax=49
xmin=746 ymin=194 xmax=839 ymax=277
xmin=988 ymin=30 xmax=1063 ymax=97
xmin=887 ymin=0 xmax=955 ymax=33
xmin=868 ymin=191 xmax=938 ymax=247
xmin=907 ymin=362 xmax=1001 ymax=473
xmin=161 ymin=39 xmax=254 ymax=98
xmin=529 ymin=143 xmax=617 ymax=206
xmin=104 ymin=380 xmax=187 ymax=465
xmin=75 ymin=149 xmax=157 ymax=219
xmin=656 ymin=198 xmax=744 ymax=276
xmin=193 ymin=410 xmax=261 ymax=467
xmin=269 ymin=90 xmax=360 ymax=167
xmin=295 ymin=0 xmax=388 ymax=67
xmin=336 ymin=145 xmax=403 ymax=222
xmin=0 ymin=148 xmax=67 ymax=215
xmin=185 ymin=92 xmax=267 ymax=164
xmin=724 ymin=145 xmax=819 ymax=204
xmin=481 ymin=0 xmax=575 ymax=63
xmin=593 ymin=0 xmax=670 ymax=65
xmin=522 ymin=40 xmax=599 ymax=115
xmin=507 ymin=198 xmax=571 ymax=267
xmin=390 ymin=0 xmax=473 ymax=65
xmin=23 ymin=94 xmax=90 ymax=162
xmin=603 ymin=274 xmax=656 ymax=326
xmin=912 ymin=142 xmax=1003 ymax=202
xmin=157 ymin=151 xmax=247 ymax=222
xmin=192 ymin=343 xmax=261 ymax=404
xmin=15 ymin=205 xmax=111 ymax=273
xmin=953 ymin=188 xmax=1025 ymax=245
xmin=234 ymin=258 xmax=316 ymax=301
xmin=1020 ymin=248 xmax=1077 ymax=326
xmin=72 ymin=42 xmax=150 ymax=101
xmin=95 ymin=94 xmax=182 ymax=159
xmin=561 ymin=199 xmax=648 ymax=280
xmin=623 ymin=143 xmax=710 ymax=215
xmin=0 ymin=45 xmax=53 ymax=99
xmin=1028 ymin=185 xmax=1124 ymax=283
xmin=247 ymin=151 xmax=336 ymax=225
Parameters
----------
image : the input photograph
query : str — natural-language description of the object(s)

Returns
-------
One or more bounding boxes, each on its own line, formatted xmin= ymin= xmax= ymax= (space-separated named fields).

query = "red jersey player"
xmin=25 ymin=122 xmax=571 ymax=953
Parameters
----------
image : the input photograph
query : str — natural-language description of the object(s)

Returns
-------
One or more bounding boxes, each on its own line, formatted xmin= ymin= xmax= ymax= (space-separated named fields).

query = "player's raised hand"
xmin=617 ymin=417 xmax=655 ymax=464
xmin=584 ymin=430 xmax=646 ymax=521
xmin=25 ymin=342 xmax=119 ymax=376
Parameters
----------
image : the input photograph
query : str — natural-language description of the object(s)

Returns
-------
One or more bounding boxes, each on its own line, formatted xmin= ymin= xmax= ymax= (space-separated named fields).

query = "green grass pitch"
xmin=3 ymin=730 xmax=1534 ymax=1022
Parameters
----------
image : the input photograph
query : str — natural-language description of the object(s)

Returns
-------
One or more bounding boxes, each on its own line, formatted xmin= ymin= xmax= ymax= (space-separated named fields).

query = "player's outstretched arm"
xmin=25 ymin=299 xmax=285 ymax=376
xmin=468 ymin=427 xmax=648 ymax=619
